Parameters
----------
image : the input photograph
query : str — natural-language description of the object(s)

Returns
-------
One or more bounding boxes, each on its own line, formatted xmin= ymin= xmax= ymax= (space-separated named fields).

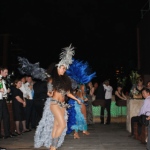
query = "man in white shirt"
xmin=102 ymin=80 xmax=113 ymax=125
xmin=24 ymin=75 xmax=35 ymax=130
xmin=19 ymin=75 xmax=28 ymax=100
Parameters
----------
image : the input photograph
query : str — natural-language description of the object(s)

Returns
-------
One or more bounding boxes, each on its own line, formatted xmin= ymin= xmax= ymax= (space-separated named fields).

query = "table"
xmin=126 ymin=99 xmax=144 ymax=133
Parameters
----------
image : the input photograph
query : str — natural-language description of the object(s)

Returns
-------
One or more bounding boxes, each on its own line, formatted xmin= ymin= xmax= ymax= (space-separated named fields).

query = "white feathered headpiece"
xmin=56 ymin=44 xmax=75 ymax=69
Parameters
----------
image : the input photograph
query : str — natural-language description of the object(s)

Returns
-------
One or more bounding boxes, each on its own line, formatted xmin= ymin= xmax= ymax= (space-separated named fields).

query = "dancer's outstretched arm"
xmin=67 ymin=92 xmax=81 ymax=105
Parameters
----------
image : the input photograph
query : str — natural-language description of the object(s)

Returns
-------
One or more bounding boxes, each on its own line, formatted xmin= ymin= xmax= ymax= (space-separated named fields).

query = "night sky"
xmin=0 ymin=0 xmax=148 ymax=83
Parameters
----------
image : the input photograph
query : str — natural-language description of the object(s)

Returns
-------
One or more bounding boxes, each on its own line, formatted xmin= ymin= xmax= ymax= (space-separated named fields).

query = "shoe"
xmin=22 ymin=131 xmax=28 ymax=133
xmin=3 ymin=136 xmax=12 ymax=139
xmin=3 ymin=135 xmax=13 ymax=139
xmin=11 ymin=133 xmax=17 ymax=136
xmin=22 ymin=129 xmax=31 ymax=133
xmin=15 ymin=131 xmax=21 ymax=135
xmin=22 ymin=130 xmax=31 ymax=133
xmin=105 ymin=122 xmax=110 ymax=125
xmin=74 ymin=133 xmax=80 ymax=139
xmin=100 ymin=122 xmax=104 ymax=124
xmin=9 ymin=134 xmax=14 ymax=138
xmin=0 ymin=147 xmax=6 ymax=150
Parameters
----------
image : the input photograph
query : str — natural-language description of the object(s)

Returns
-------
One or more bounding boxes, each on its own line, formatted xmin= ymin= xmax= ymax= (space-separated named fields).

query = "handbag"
xmin=138 ymin=112 xmax=150 ymax=126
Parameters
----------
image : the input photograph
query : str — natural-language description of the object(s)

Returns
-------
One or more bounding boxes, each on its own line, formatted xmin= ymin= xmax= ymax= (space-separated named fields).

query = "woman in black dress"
xmin=11 ymin=78 xmax=29 ymax=135
xmin=115 ymin=84 xmax=127 ymax=106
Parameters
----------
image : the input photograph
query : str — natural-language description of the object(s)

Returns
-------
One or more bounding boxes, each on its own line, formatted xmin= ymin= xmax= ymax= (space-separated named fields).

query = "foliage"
xmin=129 ymin=70 xmax=141 ymax=85
xmin=117 ymin=76 xmax=127 ymax=87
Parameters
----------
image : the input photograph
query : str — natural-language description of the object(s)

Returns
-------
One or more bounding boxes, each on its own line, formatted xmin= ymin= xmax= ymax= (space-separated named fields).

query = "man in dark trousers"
xmin=102 ymin=80 xmax=113 ymax=125
xmin=95 ymin=80 xmax=106 ymax=124
xmin=33 ymin=79 xmax=48 ymax=127
xmin=0 ymin=66 xmax=14 ymax=140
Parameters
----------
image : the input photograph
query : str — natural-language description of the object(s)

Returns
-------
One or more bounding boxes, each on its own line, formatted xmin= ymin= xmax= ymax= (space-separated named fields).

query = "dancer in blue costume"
xmin=67 ymin=89 xmax=88 ymax=139
xmin=18 ymin=45 xmax=81 ymax=150
xmin=66 ymin=58 xmax=96 ymax=139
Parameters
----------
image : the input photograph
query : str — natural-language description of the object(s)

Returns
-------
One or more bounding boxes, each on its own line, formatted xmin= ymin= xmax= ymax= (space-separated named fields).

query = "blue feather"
xmin=66 ymin=58 xmax=96 ymax=84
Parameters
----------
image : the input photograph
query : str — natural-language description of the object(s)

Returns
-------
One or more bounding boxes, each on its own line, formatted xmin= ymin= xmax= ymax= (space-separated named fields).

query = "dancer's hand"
xmin=84 ymin=97 xmax=88 ymax=101
xmin=77 ymin=99 xmax=81 ymax=105
xmin=47 ymin=91 xmax=54 ymax=97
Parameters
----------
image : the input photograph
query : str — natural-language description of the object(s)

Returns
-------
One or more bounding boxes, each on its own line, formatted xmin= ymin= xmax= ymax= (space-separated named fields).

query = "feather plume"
xmin=66 ymin=58 xmax=96 ymax=84
xmin=18 ymin=57 xmax=49 ymax=81
xmin=56 ymin=44 xmax=75 ymax=69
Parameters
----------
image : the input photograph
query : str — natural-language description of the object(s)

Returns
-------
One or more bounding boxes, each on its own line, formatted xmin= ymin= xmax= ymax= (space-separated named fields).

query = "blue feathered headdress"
xmin=66 ymin=58 xmax=96 ymax=84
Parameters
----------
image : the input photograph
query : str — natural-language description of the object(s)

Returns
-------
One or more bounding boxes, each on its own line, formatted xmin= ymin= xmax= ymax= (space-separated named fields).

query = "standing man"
xmin=0 ymin=66 xmax=13 ymax=139
xmin=24 ymin=75 xmax=35 ymax=130
xmin=103 ymin=80 xmax=113 ymax=125
xmin=33 ymin=78 xmax=48 ymax=127
xmin=95 ymin=80 xmax=106 ymax=124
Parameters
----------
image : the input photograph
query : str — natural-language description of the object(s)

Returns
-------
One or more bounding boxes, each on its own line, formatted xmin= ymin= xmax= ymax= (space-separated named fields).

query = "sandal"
xmin=15 ymin=132 xmax=21 ymax=135
xmin=74 ymin=132 xmax=80 ymax=139
xmin=22 ymin=129 xmax=31 ymax=133
xmin=83 ymin=131 xmax=90 ymax=135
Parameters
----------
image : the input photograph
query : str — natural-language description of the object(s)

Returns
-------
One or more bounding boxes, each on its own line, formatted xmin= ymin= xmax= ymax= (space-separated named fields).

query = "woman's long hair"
xmin=47 ymin=63 xmax=71 ymax=92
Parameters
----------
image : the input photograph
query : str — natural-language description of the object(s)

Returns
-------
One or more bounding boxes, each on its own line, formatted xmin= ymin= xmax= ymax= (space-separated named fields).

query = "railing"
xmin=92 ymin=99 xmax=127 ymax=117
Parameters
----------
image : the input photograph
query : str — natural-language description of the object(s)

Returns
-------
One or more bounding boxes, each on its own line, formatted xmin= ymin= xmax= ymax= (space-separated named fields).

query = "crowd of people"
xmin=1 ymin=45 xmax=150 ymax=150
xmin=0 ymin=44 xmax=97 ymax=150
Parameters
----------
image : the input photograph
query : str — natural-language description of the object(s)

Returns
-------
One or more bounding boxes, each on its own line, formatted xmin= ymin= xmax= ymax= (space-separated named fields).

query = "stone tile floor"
xmin=0 ymin=121 xmax=147 ymax=150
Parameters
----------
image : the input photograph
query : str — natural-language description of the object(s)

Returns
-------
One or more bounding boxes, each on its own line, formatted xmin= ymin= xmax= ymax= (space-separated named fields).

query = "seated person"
xmin=115 ymin=84 xmax=127 ymax=106
xmin=129 ymin=87 xmax=150 ymax=137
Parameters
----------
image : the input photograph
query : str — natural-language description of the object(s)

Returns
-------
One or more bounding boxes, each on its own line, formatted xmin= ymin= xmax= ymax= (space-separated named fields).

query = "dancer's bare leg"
xmin=81 ymin=103 xmax=90 ymax=135
xmin=81 ymin=103 xmax=87 ymax=120
xmin=50 ymin=104 xmax=66 ymax=150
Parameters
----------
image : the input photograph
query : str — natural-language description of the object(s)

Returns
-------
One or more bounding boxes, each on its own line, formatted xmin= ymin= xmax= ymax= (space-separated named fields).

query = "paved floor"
xmin=0 ymin=123 xmax=147 ymax=150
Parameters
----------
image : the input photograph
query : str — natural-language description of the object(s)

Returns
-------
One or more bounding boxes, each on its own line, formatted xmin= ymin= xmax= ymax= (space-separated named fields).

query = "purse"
xmin=138 ymin=112 xmax=150 ymax=126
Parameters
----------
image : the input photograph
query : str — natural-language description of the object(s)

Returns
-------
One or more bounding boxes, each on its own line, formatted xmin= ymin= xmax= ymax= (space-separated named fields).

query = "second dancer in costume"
xmin=66 ymin=58 xmax=96 ymax=138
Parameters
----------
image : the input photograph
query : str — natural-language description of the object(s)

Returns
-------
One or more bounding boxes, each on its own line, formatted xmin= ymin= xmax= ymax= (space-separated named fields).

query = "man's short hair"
xmin=103 ymin=80 xmax=109 ymax=84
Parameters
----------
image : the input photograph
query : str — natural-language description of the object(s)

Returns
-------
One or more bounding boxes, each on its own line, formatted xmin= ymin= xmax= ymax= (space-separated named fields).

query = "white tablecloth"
xmin=126 ymin=99 xmax=144 ymax=133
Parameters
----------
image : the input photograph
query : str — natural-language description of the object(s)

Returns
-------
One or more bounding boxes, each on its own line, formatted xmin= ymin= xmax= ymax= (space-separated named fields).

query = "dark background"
xmin=0 ymin=0 xmax=149 ymax=90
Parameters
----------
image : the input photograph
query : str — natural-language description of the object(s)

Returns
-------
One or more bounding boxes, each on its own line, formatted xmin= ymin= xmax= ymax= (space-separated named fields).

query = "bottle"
xmin=0 ymin=76 xmax=3 ymax=100
xmin=0 ymin=75 xmax=3 ymax=89
xmin=0 ymin=81 xmax=3 ymax=89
